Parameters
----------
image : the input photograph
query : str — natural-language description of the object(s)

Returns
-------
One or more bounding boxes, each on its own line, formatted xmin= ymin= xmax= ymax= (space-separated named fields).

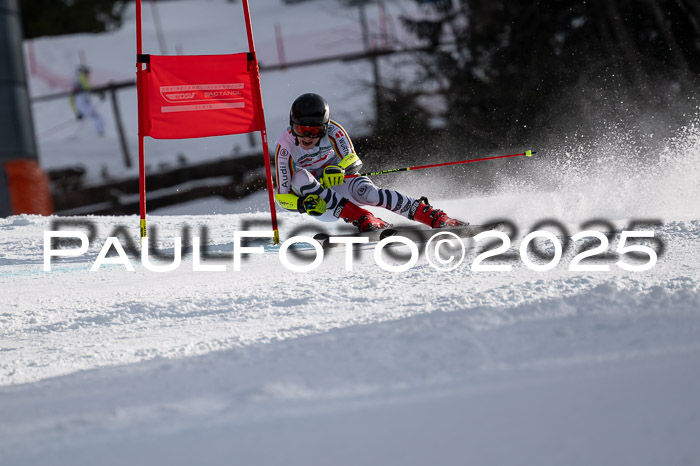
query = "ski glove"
xmin=320 ymin=165 xmax=345 ymax=189
xmin=301 ymin=194 xmax=327 ymax=216
xmin=338 ymin=152 xmax=362 ymax=173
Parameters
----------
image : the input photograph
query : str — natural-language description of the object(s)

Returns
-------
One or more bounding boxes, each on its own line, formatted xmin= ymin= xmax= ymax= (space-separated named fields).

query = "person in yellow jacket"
xmin=69 ymin=65 xmax=105 ymax=136
xmin=274 ymin=93 xmax=466 ymax=232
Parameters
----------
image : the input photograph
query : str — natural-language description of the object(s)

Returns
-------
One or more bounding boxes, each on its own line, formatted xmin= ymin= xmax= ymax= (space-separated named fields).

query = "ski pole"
xmin=344 ymin=150 xmax=535 ymax=179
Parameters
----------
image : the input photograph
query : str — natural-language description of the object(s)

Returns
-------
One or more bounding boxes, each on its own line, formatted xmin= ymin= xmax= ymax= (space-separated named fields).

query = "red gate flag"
xmin=135 ymin=0 xmax=279 ymax=244
xmin=138 ymin=53 xmax=262 ymax=139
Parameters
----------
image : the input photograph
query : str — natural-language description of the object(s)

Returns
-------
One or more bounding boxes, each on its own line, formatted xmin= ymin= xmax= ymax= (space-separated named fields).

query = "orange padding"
xmin=5 ymin=159 xmax=54 ymax=215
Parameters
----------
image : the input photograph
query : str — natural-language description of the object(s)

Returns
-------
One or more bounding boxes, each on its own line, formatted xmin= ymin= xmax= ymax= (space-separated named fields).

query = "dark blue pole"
xmin=0 ymin=0 xmax=46 ymax=216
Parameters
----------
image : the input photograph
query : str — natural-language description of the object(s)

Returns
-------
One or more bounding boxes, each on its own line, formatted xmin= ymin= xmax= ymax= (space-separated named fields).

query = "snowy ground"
xmin=2 ymin=125 xmax=700 ymax=463
xmin=4 ymin=0 xmax=700 ymax=464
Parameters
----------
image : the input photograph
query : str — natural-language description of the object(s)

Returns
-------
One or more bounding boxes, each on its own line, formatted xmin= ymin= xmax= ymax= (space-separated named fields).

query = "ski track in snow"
xmin=1 ymin=214 xmax=698 ymax=387
xmin=1 ymin=209 xmax=700 ymax=464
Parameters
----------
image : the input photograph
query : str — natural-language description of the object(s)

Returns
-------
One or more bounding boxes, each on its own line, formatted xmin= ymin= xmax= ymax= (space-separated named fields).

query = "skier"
xmin=69 ymin=65 xmax=105 ymax=136
xmin=274 ymin=93 xmax=467 ymax=232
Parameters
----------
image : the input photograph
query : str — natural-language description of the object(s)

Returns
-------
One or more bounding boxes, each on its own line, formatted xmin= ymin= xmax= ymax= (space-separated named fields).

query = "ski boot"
xmin=409 ymin=197 xmax=468 ymax=228
xmin=337 ymin=199 xmax=391 ymax=232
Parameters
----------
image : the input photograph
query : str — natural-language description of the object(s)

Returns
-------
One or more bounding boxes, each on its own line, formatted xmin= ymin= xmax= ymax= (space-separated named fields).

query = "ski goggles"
xmin=292 ymin=124 xmax=325 ymax=138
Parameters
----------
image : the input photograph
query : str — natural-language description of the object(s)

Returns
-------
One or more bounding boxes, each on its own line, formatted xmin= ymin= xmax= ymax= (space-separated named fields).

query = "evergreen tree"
xmin=20 ymin=0 xmax=127 ymax=39
xmin=397 ymin=0 xmax=700 ymax=148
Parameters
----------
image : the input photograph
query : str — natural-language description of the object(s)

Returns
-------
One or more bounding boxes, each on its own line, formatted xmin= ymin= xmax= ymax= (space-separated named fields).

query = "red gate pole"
xmin=136 ymin=0 xmax=147 ymax=237
xmin=241 ymin=0 xmax=280 ymax=245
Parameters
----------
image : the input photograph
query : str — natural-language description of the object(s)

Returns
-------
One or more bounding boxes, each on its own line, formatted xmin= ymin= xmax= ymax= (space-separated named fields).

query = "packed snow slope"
xmin=8 ymin=0 xmax=700 ymax=462
xmin=1 ymin=119 xmax=700 ymax=465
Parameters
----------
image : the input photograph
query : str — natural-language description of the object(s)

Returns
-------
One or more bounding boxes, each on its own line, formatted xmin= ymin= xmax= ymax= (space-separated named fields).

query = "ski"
xmin=314 ymin=222 xmax=505 ymax=249
xmin=313 ymin=228 xmax=388 ymax=249
xmin=381 ymin=222 xmax=505 ymax=243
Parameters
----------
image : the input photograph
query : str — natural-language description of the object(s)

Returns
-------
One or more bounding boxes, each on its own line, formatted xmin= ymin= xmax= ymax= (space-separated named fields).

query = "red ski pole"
xmin=344 ymin=150 xmax=534 ymax=179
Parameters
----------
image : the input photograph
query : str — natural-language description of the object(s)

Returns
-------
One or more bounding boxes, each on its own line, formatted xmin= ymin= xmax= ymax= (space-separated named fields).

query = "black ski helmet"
xmin=289 ymin=93 xmax=330 ymax=137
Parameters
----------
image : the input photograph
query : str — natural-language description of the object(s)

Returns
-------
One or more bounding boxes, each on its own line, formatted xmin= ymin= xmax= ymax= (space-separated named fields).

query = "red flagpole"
xmin=241 ymin=0 xmax=280 ymax=245
xmin=136 ymin=0 xmax=147 ymax=237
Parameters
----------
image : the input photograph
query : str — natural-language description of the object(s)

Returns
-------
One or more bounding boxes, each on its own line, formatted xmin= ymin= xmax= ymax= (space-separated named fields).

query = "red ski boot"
xmin=336 ymin=199 xmax=391 ymax=232
xmin=409 ymin=197 xmax=468 ymax=228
